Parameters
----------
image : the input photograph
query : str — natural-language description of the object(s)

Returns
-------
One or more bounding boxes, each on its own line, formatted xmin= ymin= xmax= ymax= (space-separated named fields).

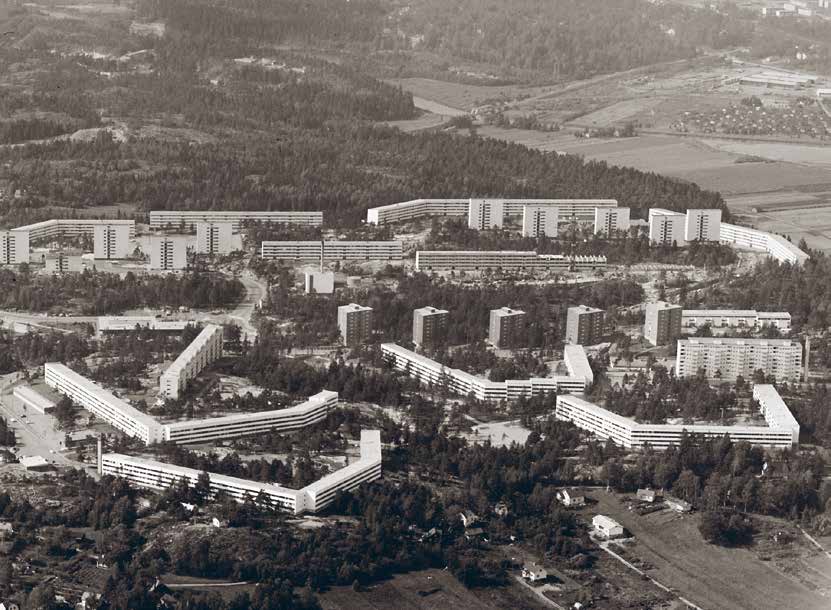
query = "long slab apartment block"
xmin=260 ymin=241 xmax=403 ymax=262
xmin=160 ymin=324 xmax=223 ymax=399
xmin=101 ymin=429 xmax=381 ymax=515
xmin=681 ymin=310 xmax=791 ymax=333
xmin=13 ymin=219 xmax=136 ymax=244
xmin=675 ymin=337 xmax=802 ymax=382
xmin=719 ymin=222 xmax=809 ymax=265
xmin=150 ymin=211 xmax=323 ymax=233
xmin=555 ymin=385 xmax=798 ymax=450
xmin=381 ymin=342 xmax=592 ymax=401
xmin=415 ymin=251 xmax=606 ymax=272
xmin=366 ymin=198 xmax=617 ymax=225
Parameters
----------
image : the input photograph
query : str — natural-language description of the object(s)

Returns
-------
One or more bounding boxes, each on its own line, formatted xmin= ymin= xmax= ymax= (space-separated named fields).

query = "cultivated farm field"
xmin=583 ymin=490 xmax=831 ymax=610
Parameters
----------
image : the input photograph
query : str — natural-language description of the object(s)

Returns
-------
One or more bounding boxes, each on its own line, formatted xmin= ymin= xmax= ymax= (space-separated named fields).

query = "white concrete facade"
xmin=381 ymin=343 xmax=590 ymax=401
xmin=415 ymin=251 xmax=606 ymax=272
xmin=644 ymin=301 xmax=683 ymax=346
xmin=681 ymin=310 xmax=791 ymax=333
xmin=13 ymin=219 xmax=135 ymax=245
xmin=556 ymin=387 xmax=798 ymax=450
xmin=98 ymin=316 xmax=194 ymax=333
xmin=338 ymin=303 xmax=373 ymax=347
xmin=366 ymin=198 xmax=617 ymax=225
xmin=719 ymin=222 xmax=809 ymax=265
xmin=195 ymin=222 xmax=234 ymax=255
xmin=0 ymin=230 xmax=29 ymax=265
xmin=44 ymin=363 xmax=165 ymax=444
xmin=488 ymin=307 xmax=526 ymax=348
xmin=468 ymin=199 xmax=505 ymax=230
xmin=648 ymin=209 xmax=686 ymax=246
xmin=304 ymin=271 xmax=334 ymax=294
xmin=150 ymin=211 xmax=322 ymax=232
xmin=594 ymin=207 xmax=631 ymax=236
xmin=684 ymin=209 xmax=722 ymax=242
xmin=260 ymin=241 xmax=402 ymax=262
xmin=93 ymin=224 xmax=131 ymax=260
xmin=13 ymin=385 xmax=56 ymax=414
xmin=101 ymin=429 xmax=381 ymax=514
xmin=164 ymin=390 xmax=339 ymax=444
xmin=675 ymin=337 xmax=802 ymax=382
xmin=151 ymin=237 xmax=187 ymax=270
xmin=160 ymin=324 xmax=223 ymax=399
xmin=522 ymin=206 xmax=559 ymax=237
xmin=43 ymin=254 xmax=82 ymax=274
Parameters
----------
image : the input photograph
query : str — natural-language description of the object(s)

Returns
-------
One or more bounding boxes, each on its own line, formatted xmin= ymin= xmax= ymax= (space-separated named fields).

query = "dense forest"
xmin=0 ymin=269 xmax=243 ymax=314
xmin=393 ymin=0 xmax=751 ymax=80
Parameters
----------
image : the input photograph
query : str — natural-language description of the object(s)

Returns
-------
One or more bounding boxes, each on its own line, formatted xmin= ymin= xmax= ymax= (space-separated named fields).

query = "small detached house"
xmin=460 ymin=510 xmax=480 ymax=529
xmin=636 ymin=488 xmax=662 ymax=503
xmin=666 ymin=496 xmax=692 ymax=513
xmin=522 ymin=562 xmax=548 ymax=582
xmin=557 ymin=489 xmax=586 ymax=507
xmin=592 ymin=515 xmax=624 ymax=540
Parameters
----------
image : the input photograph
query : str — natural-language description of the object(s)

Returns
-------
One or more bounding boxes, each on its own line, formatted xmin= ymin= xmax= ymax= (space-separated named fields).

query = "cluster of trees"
xmin=698 ymin=253 xmax=831 ymax=330
xmin=603 ymin=365 xmax=742 ymax=423
xmin=1 ymin=123 xmax=727 ymax=226
xmin=431 ymin=341 xmax=549 ymax=381
xmin=394 ymin=0 xmax=751 ymax=80
xmin=156 ymin=444 xmax=324 ymax=489
xmin=0 ymin=269 xmax=243 ymax=314
xmin=264 ymin=272 xmax=644 ymax=349
xmin=0 ymin=328 xmax=92 ymax=373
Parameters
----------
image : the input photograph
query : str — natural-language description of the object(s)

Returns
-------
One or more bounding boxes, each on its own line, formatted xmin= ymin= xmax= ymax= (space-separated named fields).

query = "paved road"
xmin=226 ymin=270 xmax=266 ymax=342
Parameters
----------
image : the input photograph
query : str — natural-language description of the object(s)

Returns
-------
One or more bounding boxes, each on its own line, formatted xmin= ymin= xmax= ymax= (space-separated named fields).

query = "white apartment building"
xmin=644 ymin=301 xmax=683 ymax=346
xmin=594 ymin=207 xmax=631 ymax=236
xmin=522 ymin=206 xmax=559 ymax=237
xmin=43 ymin=253 xmax=82 ymax=274
xmin=101 ymin=429 xmax=382 ymax=514
xmin=684 ymin=209 xmax=722 ymax=242
xmin=13 ymin=219 xmax=135 ymax=245
xmin=413 ymin=306 xmax=449 ymax=348
xmin=488 ymin=307 xmax=526 ymax=348
xmin=260 ymin=241 xmax=402 ymax=262
xmin=93 ymin=224 xmax=131 ymax=260
xmin=160 ymin=324 xmax=223 ymax=399
xmin=381 ymin=343 xmax=590 ymax=401
xmin=366 ymin=198 xmax=617 ymax=225
xmin=681 ymin=310 xmax=791 ymax=333
xmin=163 ymin=390 xmax=338 ymax=444
xmin=720 ymin=222 xmax=809 ymax=265
xmin=151 ymin=237 xmax=187 ymax=270
xmin=648 ymin=209 xmax=686 ymax=246
xmin=195 ymin=222 xmax=234 ymax=255
xmin=468 ymin=198 xmax=505 ymax=230
xmin=44 ymin=362 xmax=164 ymax=444
xmin=415 ymin=250 xmax=606 ymax=273
xmin=304 ymin=270 xmax=334 ymax=294
xmin=675 ymin=337 xmax=802 ymax=382
xmin=98 ymin=316 xmax=194 ymax=333
xmin=149 ymin=210 xmax=323 ymax=232
xmin=0 ymin=230 xmax=29 ymax=265
xmin=555 ymin=385 xmax=798 ymax=450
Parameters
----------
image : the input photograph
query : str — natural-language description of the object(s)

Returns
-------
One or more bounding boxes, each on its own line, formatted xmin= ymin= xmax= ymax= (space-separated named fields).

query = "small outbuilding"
xmin=592 ymin=514 xmax=624 ymax=539
xmin=557 ymin=489 xmax=586 ymax=507
xmin=636 ymin=488 xmax=662 ymax=503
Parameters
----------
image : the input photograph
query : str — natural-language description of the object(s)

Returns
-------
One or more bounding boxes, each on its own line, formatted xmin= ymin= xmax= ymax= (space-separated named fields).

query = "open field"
xmin=581 ymin=490 xmax=831 ymax=610
xmin=318 ymin=568 xmax=545 ymax=610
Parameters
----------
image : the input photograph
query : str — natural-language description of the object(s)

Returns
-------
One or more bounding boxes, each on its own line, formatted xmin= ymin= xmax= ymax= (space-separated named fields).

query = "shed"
xmin=592 ymin=514 xmax=624 ymax=539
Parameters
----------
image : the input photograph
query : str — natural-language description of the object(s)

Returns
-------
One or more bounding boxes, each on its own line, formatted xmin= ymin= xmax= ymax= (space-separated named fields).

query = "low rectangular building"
xmin=43 ymin=253 xmax=82 ymax=275
xmin=13 ymin=385 xmax=56 ymax=415
xmin=304 ymin=270 xmax=334 ymax=294
xmin=415 ymin=250 xmax=606 ymax=273
xmin=160 ymin=324 xmax=223 ymax=399
xmin=98 ymin=316 xmax=194 ymax=333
